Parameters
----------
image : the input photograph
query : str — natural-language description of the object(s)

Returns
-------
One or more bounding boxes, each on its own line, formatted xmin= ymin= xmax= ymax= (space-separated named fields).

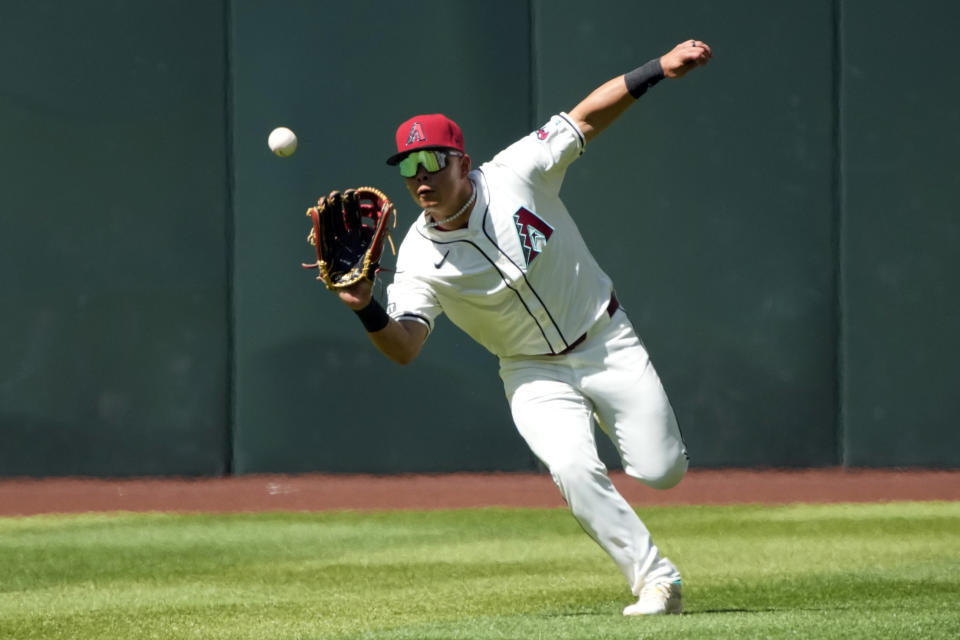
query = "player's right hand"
xmin=337 ymin=279 xmax=374 ymax=310
xmin=660 ymin=39 xmax=712 ymax=78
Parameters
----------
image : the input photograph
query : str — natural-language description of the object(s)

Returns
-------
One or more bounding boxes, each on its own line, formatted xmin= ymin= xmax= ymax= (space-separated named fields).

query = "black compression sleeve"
xmin=624 ymin=58 xmax=665 ymax=99
xmin=354 ymin=299 xmax=390 ymax=333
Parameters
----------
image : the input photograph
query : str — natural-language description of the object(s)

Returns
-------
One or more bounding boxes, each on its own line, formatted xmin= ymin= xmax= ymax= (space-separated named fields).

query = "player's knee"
xmin=632 ymin=451 xmax=688 ymax=491
xmin=644 ymin=463 xmax=686 ymax=490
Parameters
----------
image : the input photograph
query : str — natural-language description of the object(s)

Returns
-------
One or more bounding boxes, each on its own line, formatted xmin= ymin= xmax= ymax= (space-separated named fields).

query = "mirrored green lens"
xmin=399 ymin=150 xmax=442 ymax=177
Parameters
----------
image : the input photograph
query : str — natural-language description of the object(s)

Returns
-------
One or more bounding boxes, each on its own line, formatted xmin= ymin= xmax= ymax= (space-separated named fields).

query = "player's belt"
xmin=550 ymin=292 xmax=620 ymax=356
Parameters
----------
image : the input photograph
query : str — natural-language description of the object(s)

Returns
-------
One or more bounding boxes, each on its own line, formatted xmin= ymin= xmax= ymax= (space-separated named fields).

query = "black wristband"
xmin=353 ymin=299 xmax=390 ymax=333
xmin=624 ymin=58 xmax=664 ymax=99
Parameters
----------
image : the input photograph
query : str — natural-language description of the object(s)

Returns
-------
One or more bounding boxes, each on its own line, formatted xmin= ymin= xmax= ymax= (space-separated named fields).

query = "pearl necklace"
xmin=427 ymin=182 xmax=476 ymax=230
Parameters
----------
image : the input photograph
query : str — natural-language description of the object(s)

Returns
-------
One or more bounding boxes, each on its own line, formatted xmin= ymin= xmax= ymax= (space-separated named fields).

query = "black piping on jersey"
xmin=415 ymin=201 xmax=561 ymax=354
xmin=476 ymin=167 xmax=573 ymax=352
xmin=471 ymin=113 xmax=586 ymax=351
xmin=395 ymin=311 xmax=432 ymax=331
xmin=414 ymin=172 xmax=574 ymax=354
xmin=557 ymin=112 xmax=586 ymax=150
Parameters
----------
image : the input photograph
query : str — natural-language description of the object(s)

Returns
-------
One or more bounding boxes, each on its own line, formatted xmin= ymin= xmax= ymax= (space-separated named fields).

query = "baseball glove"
xmin=302 ymin=187 xmax=396 ymax=290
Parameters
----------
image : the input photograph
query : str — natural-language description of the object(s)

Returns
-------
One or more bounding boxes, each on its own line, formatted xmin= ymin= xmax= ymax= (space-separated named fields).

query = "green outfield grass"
xmin=1 ymin=502 xmax=958 ymax=639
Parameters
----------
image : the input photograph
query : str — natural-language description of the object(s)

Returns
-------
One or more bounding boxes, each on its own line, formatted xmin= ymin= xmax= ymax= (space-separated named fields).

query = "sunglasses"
xmin=398 ymin=149 xmax=463 ymax=178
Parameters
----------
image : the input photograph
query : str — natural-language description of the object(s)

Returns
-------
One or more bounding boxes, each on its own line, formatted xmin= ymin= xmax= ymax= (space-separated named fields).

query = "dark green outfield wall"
xmin=534 ymin=1 xmax=841 ymax=468
xmin=229 ymin=1 xmax=535 ymax=473
xmin=840 ymin=2 xmax=960 ymax=466
xmin=1 ymin=1 xmax=957 ymax=476
xmin=0 ymin=1 xmax=230 ymax=476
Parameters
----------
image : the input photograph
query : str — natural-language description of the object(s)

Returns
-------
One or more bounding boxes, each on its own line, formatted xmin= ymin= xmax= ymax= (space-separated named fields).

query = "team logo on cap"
xmin=513 ymin=207 xmax=554 ymax=267
xmin=406 ymin=122 xmax=426 ymax=146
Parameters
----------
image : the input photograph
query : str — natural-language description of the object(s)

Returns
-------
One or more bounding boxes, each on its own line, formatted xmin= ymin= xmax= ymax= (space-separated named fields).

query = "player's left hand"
xmin=337 ymin=279 xmax=374 ymax=311
xmin=660 ymin=39 xmax=712 ymax=79
xmin=302 ymin=187 xmax=395 ymax=291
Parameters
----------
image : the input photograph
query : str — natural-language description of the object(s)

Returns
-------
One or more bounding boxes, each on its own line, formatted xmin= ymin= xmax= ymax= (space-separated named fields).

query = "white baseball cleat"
xmin=623 ymin=579 xmax=683 ymax=616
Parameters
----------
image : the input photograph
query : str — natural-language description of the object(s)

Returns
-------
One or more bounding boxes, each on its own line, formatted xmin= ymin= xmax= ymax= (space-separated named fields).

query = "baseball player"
xmin=339 ymin=39 xmax=712 ymax=616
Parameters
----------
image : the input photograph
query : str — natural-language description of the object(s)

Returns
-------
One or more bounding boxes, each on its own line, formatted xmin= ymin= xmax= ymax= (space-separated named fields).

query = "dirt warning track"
xmin=1 ymin=469 xmax=957 ymax=516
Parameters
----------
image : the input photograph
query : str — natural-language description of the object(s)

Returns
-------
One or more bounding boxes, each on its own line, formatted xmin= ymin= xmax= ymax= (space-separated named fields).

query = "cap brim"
xmin=385 ymin=151 xmax=406 ymax=166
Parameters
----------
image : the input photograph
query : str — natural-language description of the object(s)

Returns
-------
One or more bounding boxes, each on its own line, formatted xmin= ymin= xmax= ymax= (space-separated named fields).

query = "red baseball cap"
xmin=386 ymin=113 xmax=465 ymax=165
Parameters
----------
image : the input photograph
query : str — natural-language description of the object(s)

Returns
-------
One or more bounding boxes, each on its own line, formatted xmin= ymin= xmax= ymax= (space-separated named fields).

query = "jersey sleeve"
xmin=489 ymin=113 xmax=585 ymax=195
xmin=385 ymin=269 xmax=442 ymax=333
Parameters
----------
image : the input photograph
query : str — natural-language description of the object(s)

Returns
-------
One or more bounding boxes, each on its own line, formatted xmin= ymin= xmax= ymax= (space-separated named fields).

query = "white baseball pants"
xmin=499 ymin=309 xmax=687 ymax=595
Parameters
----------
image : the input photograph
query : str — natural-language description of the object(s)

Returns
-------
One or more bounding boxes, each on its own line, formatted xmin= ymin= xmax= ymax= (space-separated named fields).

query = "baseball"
xmin=268 ymin=126 xmax=298 ymax=157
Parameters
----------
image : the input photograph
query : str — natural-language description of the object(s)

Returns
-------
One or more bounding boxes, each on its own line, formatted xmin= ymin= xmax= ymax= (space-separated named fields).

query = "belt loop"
xmin=607 ymin=291 xmax=620 ymax=317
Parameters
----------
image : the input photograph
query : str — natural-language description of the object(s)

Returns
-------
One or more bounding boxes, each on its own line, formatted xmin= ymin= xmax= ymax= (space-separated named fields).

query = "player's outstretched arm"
xmin=338 ymin=280 xmax=428 ymax=365
xmin=568 ymin=39 xmax=712 ymax=143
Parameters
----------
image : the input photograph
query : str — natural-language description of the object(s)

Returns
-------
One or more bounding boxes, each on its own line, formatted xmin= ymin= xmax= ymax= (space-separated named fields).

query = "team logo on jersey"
xmin=513 ymin=207 xmax=554 ymax=267
xmin=405 ymin=122 xmax=426 ymax=146
xmin=536 ymin=118 xmax=557 ymax=141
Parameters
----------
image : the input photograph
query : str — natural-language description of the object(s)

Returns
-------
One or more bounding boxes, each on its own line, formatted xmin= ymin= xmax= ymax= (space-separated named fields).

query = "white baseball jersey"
xmin=386 ymin=113 xmax=615 ymax=357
